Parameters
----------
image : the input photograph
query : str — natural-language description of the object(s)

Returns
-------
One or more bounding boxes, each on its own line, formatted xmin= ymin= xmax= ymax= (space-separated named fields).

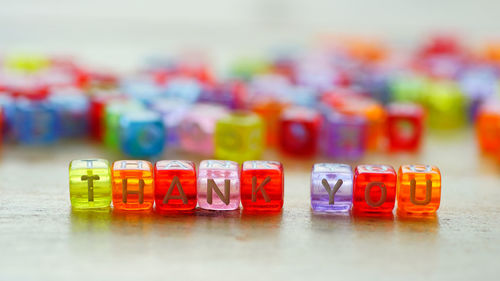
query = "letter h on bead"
xmin=120 ymin=161 xmax=145 ymax=204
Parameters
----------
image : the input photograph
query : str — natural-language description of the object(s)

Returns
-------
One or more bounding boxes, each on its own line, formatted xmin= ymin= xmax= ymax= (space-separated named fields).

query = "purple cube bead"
xmin=197 ymin=160 xmax=240 ymax=210
xmin=323 ymin=111 xmax=366 ymax=159
xmin=311 ymin=163 xmax=353 ymax=213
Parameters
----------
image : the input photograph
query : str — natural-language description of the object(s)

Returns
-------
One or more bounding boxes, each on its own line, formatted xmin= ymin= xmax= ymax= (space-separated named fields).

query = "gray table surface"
xmin=0 ymin=128 xmax=499 ymax=280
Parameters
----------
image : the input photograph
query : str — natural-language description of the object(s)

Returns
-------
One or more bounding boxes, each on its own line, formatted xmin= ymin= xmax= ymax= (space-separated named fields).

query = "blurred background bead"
xmin=215 ymin=111 xmax=264 ymax=163
xmin=150 ymin=98 xmax=190 ymax=147
xmin=119 ymin=111 xmax=165 ymax=158
xmin=322 ymin=110 xmax=366 ymax=159
xmin=49 ymin=87 xmax=89 ymax=138
xmin=104 ymin=100 xmax=145 ymax=149
xmin=278 ymin=106 xmax=321 ymax=157
xmin=14 ymin=97 xmax=59 ymax=144
xmin=163 ymin=77 xmax=202 ymax=103
xmin=423 ymin=80 xmax=466 ymax=129
xmin=177 ymin=103 xmax=229 ymax=156
xmin=386 ymin=102 xmax=425 ymax=152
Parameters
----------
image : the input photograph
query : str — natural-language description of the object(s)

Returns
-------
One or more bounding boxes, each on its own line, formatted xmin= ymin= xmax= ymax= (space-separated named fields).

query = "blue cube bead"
xmin=163 ymin=77 xmax=202 ymax=103
xmin=14 ymin=98 xmax=59 ymax=144
xmin=119 ymin=111 xmax=166 ymax=157
xmin=49 ymin=90 xmax=89 ymax=138
xmin=121 ymin=79 xmax=163 ymax=107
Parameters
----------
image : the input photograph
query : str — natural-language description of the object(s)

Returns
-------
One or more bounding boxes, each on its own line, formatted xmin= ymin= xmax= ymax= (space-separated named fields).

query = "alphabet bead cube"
xmin=69 ymin=159 xmax=111 ymax=209
xmin=151 ymin=98 xmax=190 ymax=146
xmin=177 ymin=104 xmax=229 ymax=156
xmin=14 ymin=98 xmax=59 ymax=144
xmin=251 ymin=100 xmax=288 ymax=147
xmin=423 ymin=80 xmax=466 ymax=129
xmin=386 ymin=103 xmax=425 ymax=152
xmin=323 ymin=111 xmax=366 ymax=159
xmin=197 ymin=160 xmax=240 ymax=210
xmin=476 ymin=102 xmax=500 ymax=154
xmin=49 ymin=90 xmax=89 ymax=138
xmin=214 ymin=111 xmax=264 ymax=163
xmin=353 ymin=165 xmax=396 ymax=213
xmin=112 ymin=160 xmax=154 ymax=211
xmin=278 ymin=106 xmax=321 ymax=157
xmin=397 ymin=165 xmax=441 ymax=214
xmin=120 ymin=111 xmax=165 ymax=157
xmin=311 ymin=163 xmax=353 ymax=213
xmin=241 ymin=161 xmax=284 ymax=211
xmin=154 ymin=160 xmax=197 ymax=211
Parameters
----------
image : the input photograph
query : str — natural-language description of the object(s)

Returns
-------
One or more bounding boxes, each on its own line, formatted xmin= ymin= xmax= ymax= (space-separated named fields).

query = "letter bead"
xmin=310 ymin=163 xmax=353 ymax=213
xmin=397 ymin=165 xmax=441 ymax=214
xmin=197 ymin=160 xmax=240 ymax=210
xmin=214 ymin=111 xmax=265 ymax=163
xmin=69 ymin=159 xmax=112 ymax=209
xmin=353 ymin=165 xmax=397 ymax=213
xmin=112 ymin=160 xmax=154 ymax=211
xmin=386 ymin=103 xmax=424 ymax=152
xmin=241 ymin=160 xmax=284 ymax=211
xmin=120 ymin=111 xmax=165 ymax=158
xmin=154 ymin=160 xmax=197 ymax=211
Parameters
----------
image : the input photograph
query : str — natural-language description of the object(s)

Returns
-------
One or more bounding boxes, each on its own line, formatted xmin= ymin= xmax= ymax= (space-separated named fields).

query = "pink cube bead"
xmin=177 ymin=104 xmax=229 ymax=156
xmin=197 ymin=160 xmax=240 ymax=210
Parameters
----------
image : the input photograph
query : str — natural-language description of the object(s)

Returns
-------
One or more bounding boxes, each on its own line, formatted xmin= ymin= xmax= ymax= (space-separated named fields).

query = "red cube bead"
xmin=353 ymin=165 xmax=396 ymax=213
xmin=154 ymin=160 xmax=197 ymax=211
xmin=386 ymin=103 xmax=424 ymax=152
xmin=241 ymin=161 xmax=284 ymax=211
xmin=278 ymin=106 xmax=322 ymax=157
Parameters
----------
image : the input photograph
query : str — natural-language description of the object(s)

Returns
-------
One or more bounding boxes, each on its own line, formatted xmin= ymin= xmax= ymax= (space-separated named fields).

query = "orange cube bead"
xmin=112 ymin=160 xmax=154 ymax=211
xmin=251 ymin=100 xmax=288 ymax=147
xmin=397 ymin=165 xmax=441 ymax=214
xmin=342 ymin=99 xmax=386 ymax=151
xmin=476 ymin=103 xmax=500 ymax=154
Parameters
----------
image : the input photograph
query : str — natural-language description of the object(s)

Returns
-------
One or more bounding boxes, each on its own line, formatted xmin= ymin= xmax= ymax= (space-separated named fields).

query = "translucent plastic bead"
xmin=241 ymin=160 xmax=284 ymax=211
xmin=214 ymin=111 xmax=264 ymax=163
xmin=112 ymin=160 xmax=154 ymax=211
xmin=352 ymin=165 xmax=396 ymax=214
xmin=197 ymin=160 xmax=240 ymax=210
xmin=177 ymin=104 xmax=229 ymax=156
xmin=311 ymin=163 xmax=353 ymax=213
xmin=120 ymin=111 xmax=165 ymax=158
xmin=155 ymin=160 xmax=197 ymax=211
xmin=69 ymin=159 xmax=111 ymax=209
xmin=397 ymin=165 xmax=441 ymax=214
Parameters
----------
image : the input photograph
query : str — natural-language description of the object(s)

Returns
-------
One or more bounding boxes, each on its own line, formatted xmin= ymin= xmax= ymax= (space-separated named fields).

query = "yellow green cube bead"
xmin=69 ymin=159 xmax=111 ymax=209
xmin=215 ymin=111 xmax=265 ymax=163
xmin=423 ymin=80 xmax=466 ymax=129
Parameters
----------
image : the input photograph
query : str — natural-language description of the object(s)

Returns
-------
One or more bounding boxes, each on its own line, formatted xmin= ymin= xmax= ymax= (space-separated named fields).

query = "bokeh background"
xmin=2 ymin=0 xmax=500 ymax=69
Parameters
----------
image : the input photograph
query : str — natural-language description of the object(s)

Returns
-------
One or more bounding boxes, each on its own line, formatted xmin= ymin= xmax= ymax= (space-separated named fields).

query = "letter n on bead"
xmin=207 ymin=179 xmax=231 ymax=205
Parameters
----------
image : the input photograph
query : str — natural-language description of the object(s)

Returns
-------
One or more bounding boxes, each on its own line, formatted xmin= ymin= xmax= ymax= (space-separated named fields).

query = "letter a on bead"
xmin=251 ymin=176 xmax=271 ymax=202
xmin=207 ymin=179 xmax=231 ymax=205
xmin=321 ymin=178 xmax=343 ymax=205
xmin=365 ymin=182 xmax=387 ymax=207
xmin=163 ymin=176 xmax=188 ymax=204
xmin=410 ymin=178 xmax=432 ymax=205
